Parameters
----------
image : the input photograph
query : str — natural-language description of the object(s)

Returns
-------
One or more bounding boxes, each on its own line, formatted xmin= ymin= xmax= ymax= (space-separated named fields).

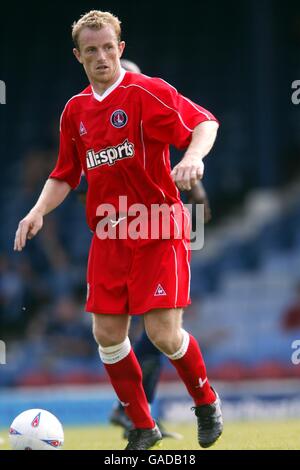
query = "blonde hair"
xmin=72 ymin=10 xmax=122 ymax=49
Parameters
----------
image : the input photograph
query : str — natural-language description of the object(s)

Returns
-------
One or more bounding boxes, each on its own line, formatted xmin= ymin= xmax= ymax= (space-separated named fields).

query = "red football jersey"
xmin=50 ymin=69 xmax=218 ymax=231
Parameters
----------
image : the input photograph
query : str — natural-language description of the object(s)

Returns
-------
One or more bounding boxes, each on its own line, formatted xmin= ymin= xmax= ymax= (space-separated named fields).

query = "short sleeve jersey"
xmin=50 ymin=68 xmax=218 ymax=231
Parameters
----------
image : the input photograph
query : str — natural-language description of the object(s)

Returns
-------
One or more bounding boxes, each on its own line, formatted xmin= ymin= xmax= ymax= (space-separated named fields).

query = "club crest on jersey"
xmin=110 ymin=109 xmax=128 ymax=128
xmin=31 ymin=412 xmax=41 ymax=428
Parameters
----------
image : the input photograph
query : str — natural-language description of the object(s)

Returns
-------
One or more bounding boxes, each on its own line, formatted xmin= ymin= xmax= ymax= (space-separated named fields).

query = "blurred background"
xmin=1 ymin=0 xmax=300 ymax=433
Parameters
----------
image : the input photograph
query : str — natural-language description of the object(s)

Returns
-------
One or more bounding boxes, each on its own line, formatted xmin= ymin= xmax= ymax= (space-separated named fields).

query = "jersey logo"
xmin=154 ymin=284 xmax=167 ymax=296
xmin=109 ymin=216 xmax=127 ymax=228
xmin=79 ymin=121 xmax=87 ymax=136
xmin=86 ymin=139 xmax=134 ymax=169
xmin=110 ymin=109 xmax=128 ymax=128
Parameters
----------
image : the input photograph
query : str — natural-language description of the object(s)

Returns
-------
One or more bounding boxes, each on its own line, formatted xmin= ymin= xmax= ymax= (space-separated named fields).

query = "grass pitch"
xmin=1 ymin=420 xmax=299 ymax=450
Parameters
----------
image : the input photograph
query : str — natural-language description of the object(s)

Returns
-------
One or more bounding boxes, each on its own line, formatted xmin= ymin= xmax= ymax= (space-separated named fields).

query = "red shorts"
xmin=86 ymin=234 xmax=191 ymax=315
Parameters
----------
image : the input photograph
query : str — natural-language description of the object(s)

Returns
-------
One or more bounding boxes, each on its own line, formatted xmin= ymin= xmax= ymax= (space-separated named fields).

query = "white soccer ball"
xmin=9 ymin=409 xmax=64 ymax=450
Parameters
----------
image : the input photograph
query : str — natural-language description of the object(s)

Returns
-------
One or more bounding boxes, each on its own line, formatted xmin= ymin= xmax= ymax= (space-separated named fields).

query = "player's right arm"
xmin=14 ymin=178 xmax=71 ymax=251
xmin=14 ymin=101 xmax=82 ymax=251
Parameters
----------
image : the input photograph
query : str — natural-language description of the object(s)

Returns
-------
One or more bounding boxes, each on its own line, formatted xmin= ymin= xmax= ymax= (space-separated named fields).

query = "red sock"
xmin=103 ymin=348 xmax=155 ymax=429
xmin=168 ymin=332 xmax=216 ymax=406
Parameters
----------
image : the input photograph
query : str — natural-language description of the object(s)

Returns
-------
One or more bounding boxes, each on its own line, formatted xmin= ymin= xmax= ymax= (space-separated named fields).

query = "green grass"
xmin=1 ymin=420 xmax=300 ymax=450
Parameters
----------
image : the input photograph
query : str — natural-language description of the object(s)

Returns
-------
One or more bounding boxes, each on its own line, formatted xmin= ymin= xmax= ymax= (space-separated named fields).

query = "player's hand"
xmin=171 ymin=153 xmax=204 ymax=191
xmin=14 ymin=209 xmax=44 ymax=251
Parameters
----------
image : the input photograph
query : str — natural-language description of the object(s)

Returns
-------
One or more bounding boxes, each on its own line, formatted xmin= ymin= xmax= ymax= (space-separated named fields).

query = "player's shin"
xmin=165 ymin=329 xmax=216 ymax=405
xmin=98 ymin=338 xmax=155 ymax=429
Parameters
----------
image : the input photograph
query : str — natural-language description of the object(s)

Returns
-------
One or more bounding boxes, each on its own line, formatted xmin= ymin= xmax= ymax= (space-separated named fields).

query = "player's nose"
xmin=95 ymin=48 xmax=106 ymax=61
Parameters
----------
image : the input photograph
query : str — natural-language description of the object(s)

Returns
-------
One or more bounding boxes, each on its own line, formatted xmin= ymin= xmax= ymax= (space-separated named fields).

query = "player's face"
xmin=73 ymin=26 xmax=125 ymax=92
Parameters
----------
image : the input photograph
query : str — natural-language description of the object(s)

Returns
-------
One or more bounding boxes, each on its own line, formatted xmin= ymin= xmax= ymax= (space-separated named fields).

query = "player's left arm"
xmin=171 ymin=120 xmax=218 ymax=191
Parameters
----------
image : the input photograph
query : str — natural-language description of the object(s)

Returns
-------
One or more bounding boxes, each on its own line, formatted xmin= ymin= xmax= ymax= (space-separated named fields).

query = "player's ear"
xmin=73 ymin=48 xmax=83 ymax=64
xmin=118 ymin=41 xmax=126 ymax=58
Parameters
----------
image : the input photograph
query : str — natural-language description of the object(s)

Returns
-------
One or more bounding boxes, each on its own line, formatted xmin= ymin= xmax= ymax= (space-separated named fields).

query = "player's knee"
xmin=145 ymin=328 xmax=182 ymax=356
xmin=92 ymin=324 xmax=126 ymax=347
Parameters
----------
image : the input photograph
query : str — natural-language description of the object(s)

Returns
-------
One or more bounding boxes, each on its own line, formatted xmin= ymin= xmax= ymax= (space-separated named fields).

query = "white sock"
xmin=98 ymin=337 xmax=131 ymax=364
xmin=164 ymin=329 xmax=190 ymax=360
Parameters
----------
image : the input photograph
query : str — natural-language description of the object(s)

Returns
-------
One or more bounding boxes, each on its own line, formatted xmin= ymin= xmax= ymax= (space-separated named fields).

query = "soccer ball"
xmin=9 ymin=409 xmax=64 ymax=450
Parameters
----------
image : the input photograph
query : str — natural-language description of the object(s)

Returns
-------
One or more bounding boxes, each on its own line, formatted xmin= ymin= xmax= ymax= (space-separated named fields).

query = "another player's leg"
xmin=93 ymin=313 xmax=162 ymax=450
xmin=109 ymin=402 xmax=132 ymax=431
xmin=144 ymin=308 xmax=223 ymax=448
xmin=135 ymin=331 xmax=163 ymax=404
